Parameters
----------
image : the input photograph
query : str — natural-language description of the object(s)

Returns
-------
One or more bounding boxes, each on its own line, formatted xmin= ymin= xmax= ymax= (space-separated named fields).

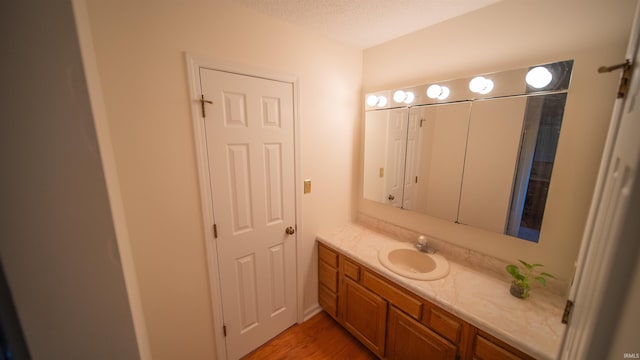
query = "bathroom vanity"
xmin=317 ymin=223 xmax=566 ymax=360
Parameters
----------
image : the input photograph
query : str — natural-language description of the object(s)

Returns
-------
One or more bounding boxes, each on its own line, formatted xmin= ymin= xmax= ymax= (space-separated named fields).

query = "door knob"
xmin=285 ymin=226 xmax=295 ymax=235
xmin=388 ymin=194 xmax=395 ymax=201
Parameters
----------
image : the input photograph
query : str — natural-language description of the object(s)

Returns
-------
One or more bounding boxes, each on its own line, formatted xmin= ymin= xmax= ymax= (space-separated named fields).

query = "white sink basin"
xmin=378 ymin=244 xmax=450 ymax=280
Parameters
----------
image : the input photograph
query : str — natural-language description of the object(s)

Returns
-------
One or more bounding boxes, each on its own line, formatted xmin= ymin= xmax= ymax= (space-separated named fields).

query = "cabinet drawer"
xmin=319 ymin=260 xmax=338 ymax=292
xmin=318 ymin=243 xmax=338 ymax=268
xmin=473 ymin=331 xmax=534 ymax=360
xmin=423 ymin=305 xmax=462 ymax=344
xmin=362 ymin=270 xmax=423 ymax=319
xmin=474 ymin=335 xmax=520 ymax=360
xmin=343 ymin=257 xmax=361 ymax=281
xmin=319 ymin=284 xmax=338 ymax=318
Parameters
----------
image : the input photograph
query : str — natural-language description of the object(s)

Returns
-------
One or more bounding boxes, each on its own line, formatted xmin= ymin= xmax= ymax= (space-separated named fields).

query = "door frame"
xmin=185 ymin=53 xmax=303 ymax=359
xmin=72 ymin=1 xmax=152 ymax=358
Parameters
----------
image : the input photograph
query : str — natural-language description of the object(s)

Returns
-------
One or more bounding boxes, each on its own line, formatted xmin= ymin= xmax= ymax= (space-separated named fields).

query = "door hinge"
xmin=223 ymin=324 xmax=227 ymax=337
xmin=562 ymin=299 xmax=574 ymax=324
xmin=213 ymin=224 xmax=218 ymax=238
xmin=598 ymin=59 xmax=633 ymax=99
xmin=200 ymin=94 xmax=213 ymax=117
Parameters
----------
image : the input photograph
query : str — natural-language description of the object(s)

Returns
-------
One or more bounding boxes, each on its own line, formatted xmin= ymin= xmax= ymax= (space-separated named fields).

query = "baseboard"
xmin=303 ymin=303 xmax=322 ymax=322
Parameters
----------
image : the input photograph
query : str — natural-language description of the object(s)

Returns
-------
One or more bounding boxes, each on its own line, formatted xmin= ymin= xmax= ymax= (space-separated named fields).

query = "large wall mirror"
xmin=363 ymin=60 xmax=573 ymax=242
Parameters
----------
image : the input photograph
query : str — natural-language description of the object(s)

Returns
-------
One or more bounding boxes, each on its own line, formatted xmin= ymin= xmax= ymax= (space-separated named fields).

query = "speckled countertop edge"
xmin=317 ymin=223 xmax=566 ymax=360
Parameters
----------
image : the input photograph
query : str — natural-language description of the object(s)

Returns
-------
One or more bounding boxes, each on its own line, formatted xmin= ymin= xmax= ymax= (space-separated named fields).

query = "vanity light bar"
xmin=364 ymin=60 xmax=573 ymax=110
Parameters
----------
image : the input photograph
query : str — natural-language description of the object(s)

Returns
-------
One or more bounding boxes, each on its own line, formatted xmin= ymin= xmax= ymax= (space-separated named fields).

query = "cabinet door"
xmin=341 ymin=277 xmax=387 ymax=357
xmin=387 ymin=306 xmax=457 ymax=360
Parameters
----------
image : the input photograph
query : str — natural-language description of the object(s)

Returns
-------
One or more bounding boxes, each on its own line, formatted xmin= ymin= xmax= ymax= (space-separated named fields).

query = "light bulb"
xmin=393 ymin=90 xmax=407 ymax=103
xmin=427 ymin=85 xmax=442 ymax=99
xmin=438 ymin=86 xmax=450 ymax=100
xmin=480 ymin=79 xmax=494 ymax=94
xmin=403 ymin=91 xmax=415 ymax=104
xmin=427 ymin=84 xmax=450 ymax=100
xmin=469 ymin=76 xmax=494 ymax=94
xmin=469 ymin=77 xmax=484 ymax=93
xmin=526 ymin=66 xmax=553 ymax=89
xmin=377 ymin=96 xmax=388 ymax=107
xmin=366 ymin=95 xmax=379 ymax=107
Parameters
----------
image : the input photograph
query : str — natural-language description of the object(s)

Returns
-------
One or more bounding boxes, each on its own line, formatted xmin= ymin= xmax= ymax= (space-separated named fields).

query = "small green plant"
xmin=506 ymin=260 xmax=555 ymax=299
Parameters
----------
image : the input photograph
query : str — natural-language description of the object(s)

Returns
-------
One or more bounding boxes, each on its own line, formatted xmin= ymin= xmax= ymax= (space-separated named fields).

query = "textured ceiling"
xmin=229 ymin=0 xmax=501 ymax=49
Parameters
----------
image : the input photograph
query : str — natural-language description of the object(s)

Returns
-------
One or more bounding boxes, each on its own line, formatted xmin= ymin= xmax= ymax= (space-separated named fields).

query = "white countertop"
xmin=317 ymin=223 xmax=566 ymax=360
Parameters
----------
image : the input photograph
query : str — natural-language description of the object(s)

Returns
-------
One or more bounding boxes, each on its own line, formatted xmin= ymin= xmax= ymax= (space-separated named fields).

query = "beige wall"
xmin=360 ymin=0 xmax=636 ymax=282
xmin=85 ymin=0 xmax=362 ymax=358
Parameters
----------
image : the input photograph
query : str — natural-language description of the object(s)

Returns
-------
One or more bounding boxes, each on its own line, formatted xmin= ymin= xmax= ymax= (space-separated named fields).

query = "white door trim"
xmin=185 ymin=53 xmax=303 ymax=359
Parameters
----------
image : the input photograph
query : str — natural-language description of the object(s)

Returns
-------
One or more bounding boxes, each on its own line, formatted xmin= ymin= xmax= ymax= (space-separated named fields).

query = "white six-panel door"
xmin=385 ymin=108 xmax=409 ymax=207
xmin=200 ymin=68 xmax=297 ymax=359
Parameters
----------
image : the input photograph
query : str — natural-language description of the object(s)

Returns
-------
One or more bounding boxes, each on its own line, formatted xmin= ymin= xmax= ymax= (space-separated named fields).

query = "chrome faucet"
xmin=415 ymin=235 xmax=436 ymax=254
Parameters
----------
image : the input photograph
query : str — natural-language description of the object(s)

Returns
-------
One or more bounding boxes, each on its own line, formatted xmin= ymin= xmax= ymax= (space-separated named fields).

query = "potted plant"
xmin=506 ymin=260 xmax=555 ymax=299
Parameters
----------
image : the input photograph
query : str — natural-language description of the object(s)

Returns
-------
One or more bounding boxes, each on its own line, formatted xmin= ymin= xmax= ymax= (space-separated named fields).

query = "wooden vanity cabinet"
xmin=317 ymin=243 xmax=534 ymax=360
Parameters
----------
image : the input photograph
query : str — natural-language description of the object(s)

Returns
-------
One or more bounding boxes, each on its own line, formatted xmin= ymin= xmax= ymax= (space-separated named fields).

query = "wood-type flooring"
xmin=242 ymin=311 xmax=376 ymax=359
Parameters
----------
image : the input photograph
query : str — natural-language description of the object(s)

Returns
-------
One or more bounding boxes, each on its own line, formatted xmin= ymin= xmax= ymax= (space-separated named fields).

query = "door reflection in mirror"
xmin=458 ymin=97 xmax=528 ymax=235
xmin=403 ymin=102 xmax=471 ymax=221
xmin=363 ymin=108 xmax=408 ymax=208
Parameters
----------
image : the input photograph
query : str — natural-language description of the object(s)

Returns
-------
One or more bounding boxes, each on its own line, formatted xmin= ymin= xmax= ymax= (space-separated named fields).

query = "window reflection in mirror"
xmin=507 ymin=93 xmax=567 ymax=242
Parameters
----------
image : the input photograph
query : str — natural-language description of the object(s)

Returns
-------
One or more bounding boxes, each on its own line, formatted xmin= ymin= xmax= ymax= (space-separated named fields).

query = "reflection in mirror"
xmin=507 ymin=93 xmax=567 ymax=241
xmin=458 ymin=97 xmax=529 ymax=234
xmin=362 ymin=60 xmax=573 ymax=243
xmin=403 ymin=102 xmax=471 ymax=221
xmin=363 ymin=108 xmax=409 ymax=207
